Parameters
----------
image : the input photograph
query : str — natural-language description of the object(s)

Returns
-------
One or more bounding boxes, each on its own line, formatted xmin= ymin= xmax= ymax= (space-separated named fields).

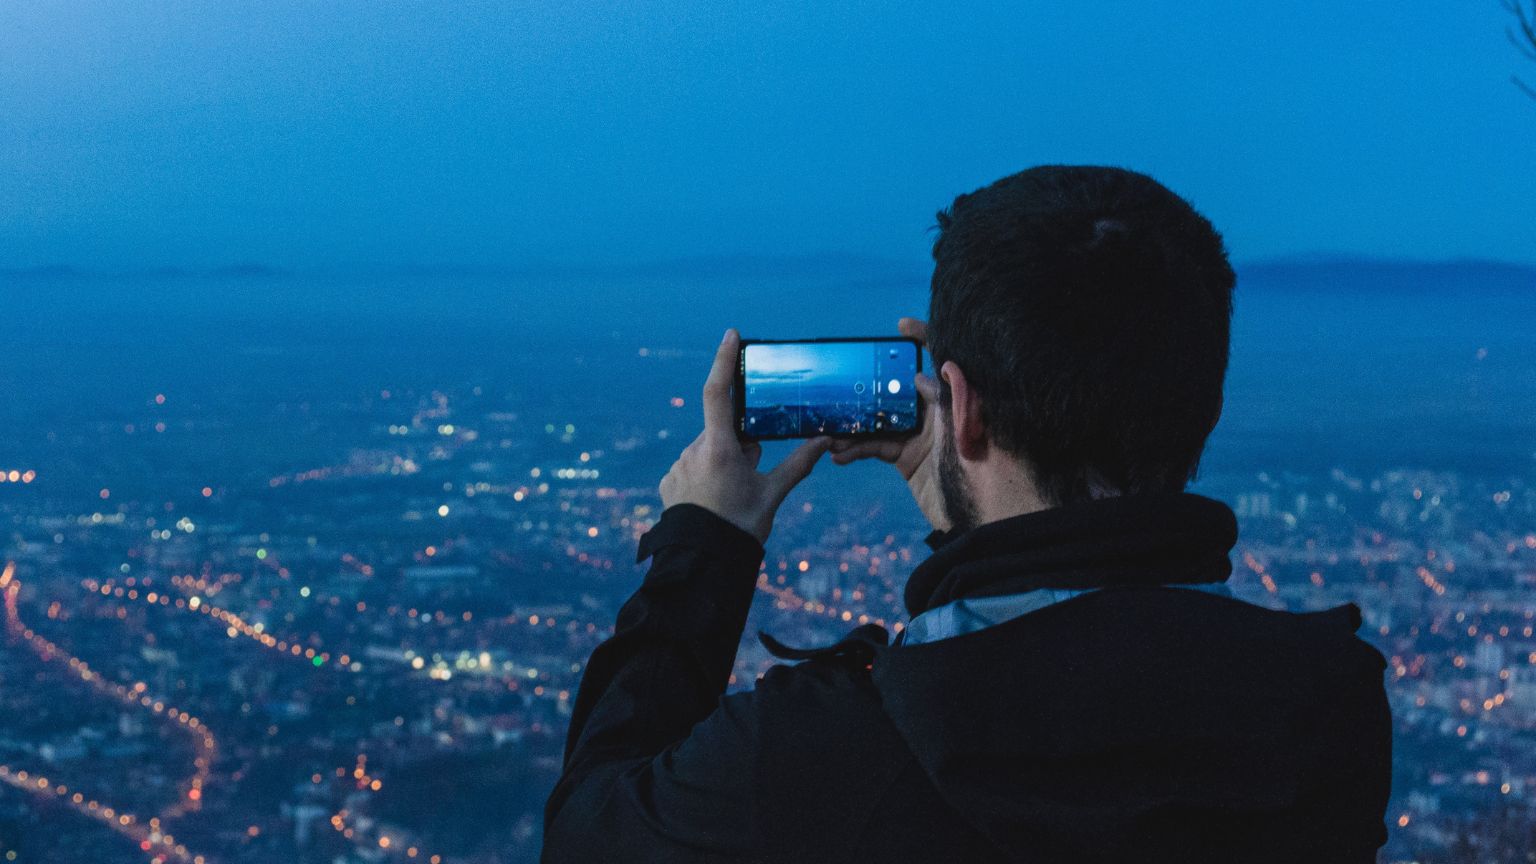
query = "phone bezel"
xmin=733 ymin=336 xmax=925 ymax=441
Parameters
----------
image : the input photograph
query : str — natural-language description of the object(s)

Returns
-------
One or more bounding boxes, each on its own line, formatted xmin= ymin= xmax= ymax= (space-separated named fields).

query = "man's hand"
xmin=658 ymin=328 xmax=831 ymax=545
xmin=828 ymin=317 xmax=950 ymax=532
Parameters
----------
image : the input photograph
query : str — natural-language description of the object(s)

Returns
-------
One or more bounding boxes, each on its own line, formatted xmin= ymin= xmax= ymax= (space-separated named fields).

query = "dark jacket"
xmin=542 ymin=493 xmax=1392 ymax=863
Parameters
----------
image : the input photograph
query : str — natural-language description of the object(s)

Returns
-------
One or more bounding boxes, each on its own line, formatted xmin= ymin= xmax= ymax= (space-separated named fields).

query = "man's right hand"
xmin=828 ymin=317 xmax=950 ymax=533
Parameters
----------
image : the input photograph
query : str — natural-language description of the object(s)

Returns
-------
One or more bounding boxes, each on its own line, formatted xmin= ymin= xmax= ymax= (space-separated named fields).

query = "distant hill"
xmin=1236 ymin=256 xmax=1536 ymax=293
xmin=0 ymin=262 xmax=291 ymax=280
xmin=3 ymin=254 xmax=1533 ymax=294
xmin=517 ymin=251 xmax=923 ymax=281
xmin=0 ymin=253 xmax=915 ymax=284
xmin=0 ymin=264 xmax=81 ymax=278
xmin=207 ymin=262 xmax=292 ymax=278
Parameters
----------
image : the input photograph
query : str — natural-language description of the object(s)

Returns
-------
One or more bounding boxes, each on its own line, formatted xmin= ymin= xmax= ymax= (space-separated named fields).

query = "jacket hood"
xmin=904 ymin=493 xmax=1238 ymax=617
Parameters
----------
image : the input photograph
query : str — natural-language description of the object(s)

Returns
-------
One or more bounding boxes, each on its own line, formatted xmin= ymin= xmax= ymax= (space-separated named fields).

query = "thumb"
xmin=767 ymin=436 xmax=831 ymax=501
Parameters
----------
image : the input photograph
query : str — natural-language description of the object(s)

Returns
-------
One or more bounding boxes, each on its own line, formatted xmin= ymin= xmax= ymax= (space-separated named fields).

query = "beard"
xmin=937 ymin=420 xmax=981 ymax=535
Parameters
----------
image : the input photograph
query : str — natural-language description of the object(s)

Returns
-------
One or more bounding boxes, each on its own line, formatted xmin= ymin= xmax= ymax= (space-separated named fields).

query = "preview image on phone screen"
xmin=742 ymin=341 xmax=919 ymax=438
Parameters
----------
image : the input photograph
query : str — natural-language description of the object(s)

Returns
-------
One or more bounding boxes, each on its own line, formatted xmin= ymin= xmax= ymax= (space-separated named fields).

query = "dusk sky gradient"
xmin=3 ymin=1 xmax=1533 ymax=271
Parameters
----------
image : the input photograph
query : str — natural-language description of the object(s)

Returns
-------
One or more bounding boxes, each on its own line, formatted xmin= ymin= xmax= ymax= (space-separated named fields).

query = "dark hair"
xmin=927 ymin=165 xmax=1235 ymax=506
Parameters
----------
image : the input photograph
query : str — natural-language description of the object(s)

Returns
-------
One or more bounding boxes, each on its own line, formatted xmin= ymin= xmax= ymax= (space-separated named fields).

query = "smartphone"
xmin=735 ymin=337 xmax=924 ymax=440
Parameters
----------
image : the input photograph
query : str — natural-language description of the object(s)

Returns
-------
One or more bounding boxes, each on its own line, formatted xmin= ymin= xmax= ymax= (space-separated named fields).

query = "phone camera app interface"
xmin=743 ymin=341 xmax=919 ymax=437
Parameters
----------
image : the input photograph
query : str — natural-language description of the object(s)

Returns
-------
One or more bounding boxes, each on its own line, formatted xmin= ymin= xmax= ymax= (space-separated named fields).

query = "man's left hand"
xmin=658 ymin=328 xmax=831 ymax=545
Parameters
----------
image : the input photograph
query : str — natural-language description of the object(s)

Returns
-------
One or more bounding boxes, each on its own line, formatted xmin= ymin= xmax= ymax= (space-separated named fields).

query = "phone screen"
xmin=737 ymin=338 xmax=922 ymax=440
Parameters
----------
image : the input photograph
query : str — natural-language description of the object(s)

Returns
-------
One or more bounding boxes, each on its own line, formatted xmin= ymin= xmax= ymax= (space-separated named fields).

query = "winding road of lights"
xmin=83 ymin=577 xmax=355 ymax=673
xmin=0 ymin=766 xmax=207 ymax=864
xmin=82 ymin=576 xmax=575 ymax=704
xmin=1 ymin=562 xmax=214 ymax=864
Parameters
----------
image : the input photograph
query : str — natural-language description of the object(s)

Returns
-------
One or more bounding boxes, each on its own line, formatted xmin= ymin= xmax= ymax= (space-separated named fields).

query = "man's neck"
xmin=969 ymin=458 xmax=1052 ymax=527
xmin=970 ymin=461 xmax=1124 ymax=528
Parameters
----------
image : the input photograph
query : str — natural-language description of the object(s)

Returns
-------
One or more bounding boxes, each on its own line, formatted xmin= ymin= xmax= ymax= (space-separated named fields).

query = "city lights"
xmin=1 ymin=359 xmax=1530 ymax=863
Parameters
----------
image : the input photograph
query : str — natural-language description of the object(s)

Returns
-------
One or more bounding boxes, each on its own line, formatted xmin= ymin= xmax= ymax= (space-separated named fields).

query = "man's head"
xmin=927 ymin=165 xmax=1235 ymax=532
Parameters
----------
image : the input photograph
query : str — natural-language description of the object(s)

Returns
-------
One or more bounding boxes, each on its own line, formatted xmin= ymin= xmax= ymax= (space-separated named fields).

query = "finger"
xmin=767 ymin=436 xmax=831 ymax=500
xmin=914 ymin=371 xmax=939 ymax=401
xmin=830 ymin=436 xmax=906 ymax=454
xmin=742 ymin=439 xmax=763 ymax=469
xmin=828 ymin=439 xmax=903 ymax=464
xmin=898 ymin=317 xmax=928 ymax=344
xmin=702 ymin=328 xmax=740 ymax=434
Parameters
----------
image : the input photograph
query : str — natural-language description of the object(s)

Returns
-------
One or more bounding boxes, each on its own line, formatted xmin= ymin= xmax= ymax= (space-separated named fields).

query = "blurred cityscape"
xmin=0 ymin=263 xmax=1533 ymax=863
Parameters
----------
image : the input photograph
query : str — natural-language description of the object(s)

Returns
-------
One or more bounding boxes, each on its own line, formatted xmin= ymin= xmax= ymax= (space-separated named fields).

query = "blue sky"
xmin=744 ymin=342 xmax=913 ymax=386
xmin=745 ymin=343 xmax=871 ymax=384
xmin=2 ymin=1 xmax=1533 ymax=271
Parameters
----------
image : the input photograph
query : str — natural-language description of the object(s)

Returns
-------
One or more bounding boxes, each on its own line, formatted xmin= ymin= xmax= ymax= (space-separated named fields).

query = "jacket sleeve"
xmin=542 ymin=502 xmax=768 ymax=862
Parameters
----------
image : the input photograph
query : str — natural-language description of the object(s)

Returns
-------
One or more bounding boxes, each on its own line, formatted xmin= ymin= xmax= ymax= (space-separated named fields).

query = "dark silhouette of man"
xmin=542 ymin=166 xmax=1392 ymax=863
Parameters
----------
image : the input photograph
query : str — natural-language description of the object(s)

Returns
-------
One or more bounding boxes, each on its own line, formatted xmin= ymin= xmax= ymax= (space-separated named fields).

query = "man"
xmin=542 ymin=166 xmax=1392 ymax=862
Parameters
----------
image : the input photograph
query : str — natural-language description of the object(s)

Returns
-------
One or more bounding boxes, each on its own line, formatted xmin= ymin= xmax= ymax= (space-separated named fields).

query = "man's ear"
xmin=940 ymin=360 xmax=987 ymax=461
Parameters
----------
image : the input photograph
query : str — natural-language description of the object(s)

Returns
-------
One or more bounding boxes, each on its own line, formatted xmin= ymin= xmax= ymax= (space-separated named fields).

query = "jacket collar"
xmin=904 ymin=492 xmax=1238 ymax=617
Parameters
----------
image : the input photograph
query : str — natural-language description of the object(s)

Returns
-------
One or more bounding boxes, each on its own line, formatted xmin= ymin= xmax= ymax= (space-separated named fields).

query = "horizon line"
xmin=2 ymin=251 xmax=1535 ymax=281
